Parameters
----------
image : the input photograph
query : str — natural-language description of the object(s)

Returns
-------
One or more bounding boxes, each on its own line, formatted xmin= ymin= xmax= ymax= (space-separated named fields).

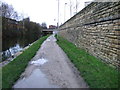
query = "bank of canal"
xmin=1 ymin=36 xmax=43 ymax=67
xmin=2 ymin=37 xmax=41 ymax=62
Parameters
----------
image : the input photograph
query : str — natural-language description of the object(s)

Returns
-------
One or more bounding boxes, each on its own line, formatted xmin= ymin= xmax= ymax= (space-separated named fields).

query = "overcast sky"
xmin=1 ymin=0 xmax=93 ymax=27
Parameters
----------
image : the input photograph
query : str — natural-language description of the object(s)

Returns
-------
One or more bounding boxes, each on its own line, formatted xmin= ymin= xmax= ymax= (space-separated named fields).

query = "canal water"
xmin=1 ymin=37 xmax=40 ymax=62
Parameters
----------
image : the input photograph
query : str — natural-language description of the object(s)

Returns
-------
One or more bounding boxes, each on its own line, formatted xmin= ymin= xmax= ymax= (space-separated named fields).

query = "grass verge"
xmin=56 ymin=35 xmax=119 ymax=88
xmin=2 ymin=35 xmax=49 ymax=88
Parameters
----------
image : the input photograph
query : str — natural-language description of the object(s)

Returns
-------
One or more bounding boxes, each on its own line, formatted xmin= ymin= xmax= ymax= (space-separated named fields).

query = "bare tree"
xmin=1 ymin=2 xmax=18 ymax=20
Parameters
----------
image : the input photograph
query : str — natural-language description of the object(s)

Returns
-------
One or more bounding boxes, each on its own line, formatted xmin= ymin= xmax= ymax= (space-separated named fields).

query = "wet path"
xmin=13 ymin=35 xmax=88 ymax=88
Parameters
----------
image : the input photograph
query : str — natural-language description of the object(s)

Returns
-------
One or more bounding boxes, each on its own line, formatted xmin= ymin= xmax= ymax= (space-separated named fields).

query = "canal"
xmin=1 ymin=36 xmax=40 ymax=62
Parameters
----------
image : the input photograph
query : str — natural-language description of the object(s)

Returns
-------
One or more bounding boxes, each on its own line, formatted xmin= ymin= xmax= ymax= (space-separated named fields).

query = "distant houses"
xmin=49 ymin=25 xmax=57 ymax=29
xmin=2 ymin=17 xmax=24 ymax=31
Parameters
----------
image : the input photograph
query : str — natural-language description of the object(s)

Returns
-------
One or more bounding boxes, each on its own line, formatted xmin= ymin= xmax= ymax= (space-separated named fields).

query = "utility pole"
xmin=69 ymin=0 xmax=72 ymax=17
xmin=64 ymin=3 xmax=67 ymax=22
xmin=76 ymin=0 xmax=78 ymax=14
xmin=57 ymin=0 xmax=59 ymax=29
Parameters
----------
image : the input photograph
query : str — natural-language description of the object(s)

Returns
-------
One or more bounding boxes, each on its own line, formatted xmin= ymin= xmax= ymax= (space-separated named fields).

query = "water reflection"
xmin=13 ymin=69 xmax=59 ymax=88
xmin=2 ymin=37 xmax=40 ymax=62
xmin=2 ymin=44 xmax=23 ymax=61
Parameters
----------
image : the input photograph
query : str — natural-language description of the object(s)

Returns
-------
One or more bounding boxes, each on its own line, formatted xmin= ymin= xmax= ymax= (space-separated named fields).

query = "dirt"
xmin=13 ymin=35 xmax=89 ymax=88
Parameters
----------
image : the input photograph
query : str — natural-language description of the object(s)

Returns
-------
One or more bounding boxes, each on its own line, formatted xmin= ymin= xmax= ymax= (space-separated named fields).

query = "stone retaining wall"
xmin=59 ymin=2 xmax=120 ymax=67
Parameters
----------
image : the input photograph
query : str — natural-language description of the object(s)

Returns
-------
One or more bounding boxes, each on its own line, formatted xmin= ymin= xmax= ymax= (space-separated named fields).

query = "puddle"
xmin=46 ymin=38 xmax=50 ymax=41
xmin=31 ymin=58 xmax=48 ymax=66
xmin=13 ymin=69 xmax=59 ymax=88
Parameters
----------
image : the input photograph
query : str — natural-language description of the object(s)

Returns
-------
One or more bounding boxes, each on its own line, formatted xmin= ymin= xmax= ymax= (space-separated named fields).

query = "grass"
xmin=56 ymin=35 xmax=119 ymax=88
xmin=2 ymin=35 xmax=49 ymax=88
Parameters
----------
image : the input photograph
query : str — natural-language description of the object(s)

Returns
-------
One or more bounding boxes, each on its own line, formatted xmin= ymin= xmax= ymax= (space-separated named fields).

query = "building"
xmin=49 ymin=25 xmax=57 ymax=29
xmin=2 ymin=17 xmax=24 ymax=31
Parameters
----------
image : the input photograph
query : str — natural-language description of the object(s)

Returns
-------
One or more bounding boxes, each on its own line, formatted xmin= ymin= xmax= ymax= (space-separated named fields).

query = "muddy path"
xmin=13 ymin=35 xmax=89 ymax=88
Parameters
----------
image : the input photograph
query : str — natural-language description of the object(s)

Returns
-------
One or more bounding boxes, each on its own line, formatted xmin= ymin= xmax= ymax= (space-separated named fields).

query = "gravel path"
xmin=13 ymin=35 xmax=89 ymax=88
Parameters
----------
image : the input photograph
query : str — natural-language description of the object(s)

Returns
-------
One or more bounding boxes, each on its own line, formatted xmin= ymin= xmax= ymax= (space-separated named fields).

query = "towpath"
xmin=13 ymin=35 xmax=88 ymax=88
